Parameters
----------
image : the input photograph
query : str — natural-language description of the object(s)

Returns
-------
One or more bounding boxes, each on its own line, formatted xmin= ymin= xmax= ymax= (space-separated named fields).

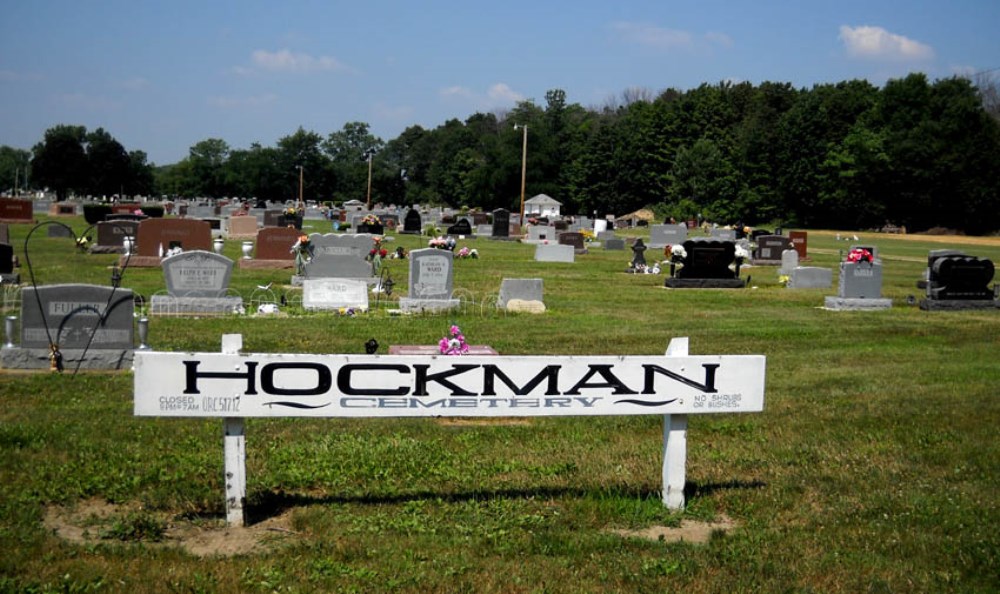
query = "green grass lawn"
xmin=1 ymin=217 xmax=998 ymax=593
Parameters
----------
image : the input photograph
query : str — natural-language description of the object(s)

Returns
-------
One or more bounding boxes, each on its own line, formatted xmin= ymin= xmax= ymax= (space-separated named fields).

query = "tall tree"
xmin=0 ymin=146 xmax=32 ymax=196
xmin=85 ymin=128 xmax=130 ymax=197
xmin=187 ymin=138 xmax=231 ymax=197
xmin=30 ymin=125 xmax=88 ymax=200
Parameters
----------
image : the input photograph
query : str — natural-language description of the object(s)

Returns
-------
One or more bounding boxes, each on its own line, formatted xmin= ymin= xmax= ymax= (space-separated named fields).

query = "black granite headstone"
xmin=0 ymin=243 xmax=13 ymax=274
xmin=402 ymin=208 xmax=422 ymax=234
xmin=678 ymin=239 xmax=738 ymax=279
xmin=928 ymin=254 xmax=995 ymax=300
xmin=446 ymin=218 xmax=472 ymax=236
xmin=491 ymin=209 xmax=510 ymax=238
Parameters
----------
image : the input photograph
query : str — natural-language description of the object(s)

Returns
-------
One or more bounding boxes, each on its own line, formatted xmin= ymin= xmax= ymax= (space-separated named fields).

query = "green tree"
xmin=85 ymin=128 xmax=131 ymax=198
xmin=277 ymin=128 xmax=328 ymax=203
xmin=30 ymin=124 xmax=88 ymax=200
xmin=0 ymin=146 xmax=31 ymax=196
xmin=187 ymin=138 xmax=231 ymax=198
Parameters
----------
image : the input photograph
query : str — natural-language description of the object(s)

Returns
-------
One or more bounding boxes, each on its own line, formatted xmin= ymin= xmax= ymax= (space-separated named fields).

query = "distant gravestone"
xmin=534 ymin=243 xmax=575 ymax=263
xmin=254 ymin=226 xmax=300 ymax=261
xmin=710 ymin=228 xmax=737 ymax=242
xmin=491 ymin=209 xmax=510 ymax=238
xmin=498 ymin=278 xmax=544 ymax=308
xmin=526 ymin=226 xmax=557 ymax=242
xmin=787 ymin=267 xmax=832 ymax=289
xmin=664 ymin=239 xmax=745 ymax=288
xmin=754 ymin=235 xmax=792 ymax=264
xmin=300 ymin=234 xmax=374 ymax=282
xmin=0 ymin=198 xmax=33 ymax=222
xmin=649 ymin=224 xmax=688 ymax=248
xmin=446 ymin=218 xmax=472 ymax=237
xmin=0 ymin=243 xmax=18 ymax=284
xmin=558 ymin=231 xmax=587 ymax=254
xmin=604 ymin=238 xmax=625 ymax=250
xmin=597 ymin=230 xmax=616 ymax=242
xmin=303 ymin=279 xmax=369 ymax=311
xmin=920 ymin=251 xmax=997 ymax=310
xmin=226 ymin=216 xmax=258 ymax=239
xmin=399 ymin=248 xmax=459 ymax=312
xmin=47 ymin=224 xmax=74 ymax=238
xmin=94 ymin=220 xmax=139 ymax=254
xmin=401 ymin=208 xmax=423 ymax=234
xmin=789 ymin=231 xmax=808 ymax=259
xmin=0 ymin=223 xmax=8 ymax=244
xmin=476 ymin=224 xmax=493 ymax=236
xmin=150 ymin=251 xmax=242 ymax=316
xmin=262 ymin=210 xmax=284 ymax=227
xmin=779 ymin=249 xmax=799 ymax=275
xmin=135 ymin=218 xmax=212 ymax=258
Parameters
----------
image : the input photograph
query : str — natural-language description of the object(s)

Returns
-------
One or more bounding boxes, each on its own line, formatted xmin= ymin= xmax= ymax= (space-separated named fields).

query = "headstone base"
xmin=919 ymin=299 xmax=999 ymax=311
xmin=1 ymin=273 xmax=19 ymax=284
xmin=664 ymin=278 xmax=745 ymax=289
xmin=238 ymin=259 xmax=294 ymax=270
xmin=149 ymin=295 xmax=244 ymax=316
xmin=119 ymin=255 xmax=162 ymax=268
xmin=0 ymin=347 xmax=133 ymax=370
xmin=505 ymin=299 xmax=546 ymax=313
xmin=291 ymin=275 xmax=377 ymax=287
xmin=389 ymin=345 xmax=498 ymax=355
xmin=752 ymin=259 xmax=782 ymax=266
xmin=88 ymin=245 xmax=124 ymax=254
xmin=398 ymin=298 xmax=460 ymax=313
xmin=824 ymin=297 xmax=893 ymax=310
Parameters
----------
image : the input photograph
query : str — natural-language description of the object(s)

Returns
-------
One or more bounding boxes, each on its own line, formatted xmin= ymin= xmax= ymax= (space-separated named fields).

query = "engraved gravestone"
xmin=446 ymin=218 xmax=472 ymax=237
xmin=754 ymin=235 xmax=792 ymax=263
xmin=94 ymin=220 xmax=139 ymax=253
xmin=401 ymin=208 xmax=423 ymax=234
xmin=649 ymin=224 xmax=688 ymax=248
xmin=558 ymin=231 xmax=587 ymax=254
xmin=301 ymin=234 xmax=374 ymax=281
xmin=491 ymin=209 xmax=510 ymax=238
xmin=254 ymin=226 xmax=300 ymax=261
xmin=787 ymin=267 xmax=832 ymax=289
xmin=498 ymin=278 xmax=544 ymax=310
xmin=664 ymin=239 xmax=745 ymax=288
xmin=780 ymin=249 xmax=799 ymax=275
xmin=303 ymin=279 xmax=369 ymax=311
xmin=789 ymin=231 xmax=808 ymax=259
xmin=136 ymin=218 xmax=212 ymax=257
xmin=20 ymin=284 xmax=134 ymax=349
xmin=399 ymin=248 xmax=459 ymax=312
xmin=825 ymin=261 xmax=892 ymax=310
xmin=0 ymin=198 xmax=33 ymax=222
xmin=534 ymin=243 xmax=575 ymax=263
xmin=150 ymin=251 xmax=242 ymax=315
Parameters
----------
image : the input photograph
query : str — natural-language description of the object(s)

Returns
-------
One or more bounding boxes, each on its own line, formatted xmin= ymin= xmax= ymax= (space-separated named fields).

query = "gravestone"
xmin=150 ymin=251 xmax=242 ymax=316
xmin=534 ymin=243 xmax=575 ymax=263
xmin=787 ymin=267 xmax=832 ymax=289
xmin=471 ymin=212 xmax=489 ymax=226
xmin=49 ymin=202 xmax=78 ymax=216
xmin=491 ymin=209 xmax=510 ymax=238
xmin=498 ymin=278 xmax=544 ymax=309
xmin=597 ymin=230 xmax=617 ymax=242
xmin=0 ymin=198 xmax=33 ymax=222
xmin=303 ymin=279 xmax=369 ymax=311
xmin=133 ymin=218 xmax=212 ymax=265
xmin=825 ymin=261 xmax=892 ymax=310
xmin=629 ymin=239 xmax=648 ymax=270
xmin=710 ymin=228 xmax=737 ymax=242
xmin=0 ymin=223 xmax=8 ymax=244
xmin=0 ymin=243 xmax=18 ymax=284
xmin=47 ymin=224 xmax=74 ymax=238
xmin=399 ymin=248 xmax=460 ymax=312
xmin=226 ymin=216 xmax=259 ymax=239
xmin=779 ymin=249 xmax=799 ymax=276
xmin=0 ymin=283 xmax=134 ymax=369
xmin=789 ymin=231 xmax=808 ymax=260
xmin=299 ymin=234 xmax=375 ymax=283
xmin=920 ymin=251 xmax=998 ymax=310
xmin=526 ymin=226 xmax=557 ymax=242
xmin=558 ymin=231 xmax=587 ymax=254
xmin=446 ymin=218 xmax=472 ymax=237
xmin=93 ymin=220 xmax=139 ymax=254
xmin=754 ymin=235 xmax=792 ymax=264
xmin=664 ymin=239 xmax=745 ymax=288
xmin=238 ymin=226 xmax=299 ymax=270
xmin=262 ymin=210 xmax=284 ymax=227
xmin=604 ymin=238 xmax=625 ymax=250
xmin=649 ymin=224 xmax=688 ymax=248
xmin=401 ymin=208 xmax=423 ymax=234
xmin=476 ymin=224 xmax=493 ymax=236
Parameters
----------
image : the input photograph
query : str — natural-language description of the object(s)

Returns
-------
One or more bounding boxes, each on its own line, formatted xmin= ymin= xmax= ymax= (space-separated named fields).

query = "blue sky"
xmin=2 ymin=0 xmax=998 ymax=165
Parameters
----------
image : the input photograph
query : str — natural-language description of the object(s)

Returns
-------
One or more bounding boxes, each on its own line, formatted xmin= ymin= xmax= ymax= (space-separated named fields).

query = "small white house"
xmin=524 ymin=194 xmax=562 ymax=218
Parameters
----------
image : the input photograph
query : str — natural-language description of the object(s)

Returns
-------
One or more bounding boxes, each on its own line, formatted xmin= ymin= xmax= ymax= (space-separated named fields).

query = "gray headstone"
xmin=755 ymin=235 xmax=793 ymax=261
xmin=779 ymin=249 xmax=799 ymax=275
xmin=407 ymin=248 xmax=455 ymax=299
xmin=710 ymin=228 xmax=737 ymax=241
xmin=597 ymin=230 xmax=617 ymax=242
xmin=558 ymin=231 xmax=586 ymax=251
xmin=96 ymin=220 xmax=139 ymax=248
xmin=476 ymin=224 xmax=493 ymax=236
xmin=303 ymin=279 xmax=369 ymax=311
xmin=787 ymin=266 xmax=832 ymax=289
xmin=534 ymin=244 xmax=575 ymax=263
xmin=498 ymin=278 xmax=543 ymax=307
xmin=604 ymin=238 xmax=625 ymax=250
xmin=527 ymin=226 xmax=557 ymax=242
xmin=302 ymin=233 xmax=374 ymax=279
xmin=161 ymin=251 xmax=234 ymax=297
xmin=648 ymin=224 xmax=688 ymax=248
xmin=47 ymin=224 xmax=74 ymax=238
xmin=839 ymin=261 xmax=883 ymax=299
xmin=20 ymin=284 xmax=134 ymax=349
xmin=0 ymin=224 xmax=8 ymax=245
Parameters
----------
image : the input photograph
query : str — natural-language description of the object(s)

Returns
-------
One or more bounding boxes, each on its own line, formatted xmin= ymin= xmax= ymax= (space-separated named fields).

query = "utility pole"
xmin=514 ymin=124 xmax=528 ymax=230
xmin=297 ymin=165 xmax=304 ymax=210
xmin=365 ymin=151 xmax=374 ymax=210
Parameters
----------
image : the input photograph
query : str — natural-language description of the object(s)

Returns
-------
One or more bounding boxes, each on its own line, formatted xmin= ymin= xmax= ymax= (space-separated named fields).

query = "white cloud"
xmin=440 ymin=86 xmax=474 ymax=99
xmin=611 ymin=22 xmax=732 ymax=52
xmin=208 ymin=94 xmax=277 ymax=109
xmin=440 ymin=83 xmax=525 ymax=110
xmin=839 ymin=25 xmax=934 ymax=61
xmin=487 ymin=83 xmax=524 ymax=103
xmin=250 ymin=49 xmax=349 ymax=73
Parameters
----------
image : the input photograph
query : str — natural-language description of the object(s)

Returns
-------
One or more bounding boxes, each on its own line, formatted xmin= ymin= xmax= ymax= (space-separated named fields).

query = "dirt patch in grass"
xmin=437 ymin=418 xmax=534 ymax=427
xmin=43 ymin=499 xmax=297 ymax=557
xmin=610 ymin=514 xmax=737 ymax=544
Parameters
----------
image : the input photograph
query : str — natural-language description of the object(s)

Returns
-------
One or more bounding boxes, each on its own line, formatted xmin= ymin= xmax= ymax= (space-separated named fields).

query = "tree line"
xmin=5 ymin=72 xmax=1000 ymax=234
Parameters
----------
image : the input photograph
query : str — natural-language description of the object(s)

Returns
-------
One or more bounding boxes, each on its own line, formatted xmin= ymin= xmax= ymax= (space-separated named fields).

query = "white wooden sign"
xmin=132 ymin=336 xmax=766 ymax=524
xmin=134 ymin=352 xmax=765 ymax=418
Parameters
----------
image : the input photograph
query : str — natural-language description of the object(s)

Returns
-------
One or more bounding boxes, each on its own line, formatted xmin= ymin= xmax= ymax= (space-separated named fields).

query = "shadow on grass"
xmin=238 ymin=479 xmax=767 ymax=526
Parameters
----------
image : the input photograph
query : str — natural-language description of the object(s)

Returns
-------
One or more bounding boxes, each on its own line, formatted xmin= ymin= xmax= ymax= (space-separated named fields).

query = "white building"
xmin=524 ymin=194 xmax=562 ymax=218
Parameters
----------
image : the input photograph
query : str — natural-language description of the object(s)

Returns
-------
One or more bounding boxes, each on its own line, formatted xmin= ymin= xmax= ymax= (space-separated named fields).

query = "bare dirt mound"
xmin=610 ymin=514 xmax=737 ymax=544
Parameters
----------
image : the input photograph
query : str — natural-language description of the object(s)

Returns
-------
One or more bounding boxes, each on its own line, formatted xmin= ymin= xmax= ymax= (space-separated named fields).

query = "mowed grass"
xmin=1 ymin=217 xmax=998 ymax=593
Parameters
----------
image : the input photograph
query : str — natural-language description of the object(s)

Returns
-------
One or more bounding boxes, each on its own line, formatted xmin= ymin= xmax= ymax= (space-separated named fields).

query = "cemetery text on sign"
xmin=134 ymin=353 xmax=765 ymax=418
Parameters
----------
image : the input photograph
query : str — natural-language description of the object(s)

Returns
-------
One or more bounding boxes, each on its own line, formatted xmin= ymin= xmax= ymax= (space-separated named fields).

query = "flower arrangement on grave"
xmin=428 ymin=236 xmax=455 ymax=250
xmin=361 ymin=213 xmax=381 ymax=226
xmin=337 ymin=307 xmax=357 ymax=317
xmin=284 ymin=206 xmax=302 ymax=217
xmin=75 ymin=235 xmax=90 ymax=252
xmin=367 ymin=236 xmax=388 ymax=275
xmin=392 ymin=246 xmax=407 ymax=259
xmin=846 ymin=248 xmax=873 ymax=264
xmin=438 ymin=325 xmax=470 ymax=355
xmin=456 ymin=246 xmax=479 ymax=259
xmin=778 ymin=274 xmax=790 ymax=286
xmin=668 ymin=244 xmax=687 ymax=263
xmin=290 ymin=234 xmax=313 ymax=275
xmin=735 ymin=244 xmax=750 ymax=261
